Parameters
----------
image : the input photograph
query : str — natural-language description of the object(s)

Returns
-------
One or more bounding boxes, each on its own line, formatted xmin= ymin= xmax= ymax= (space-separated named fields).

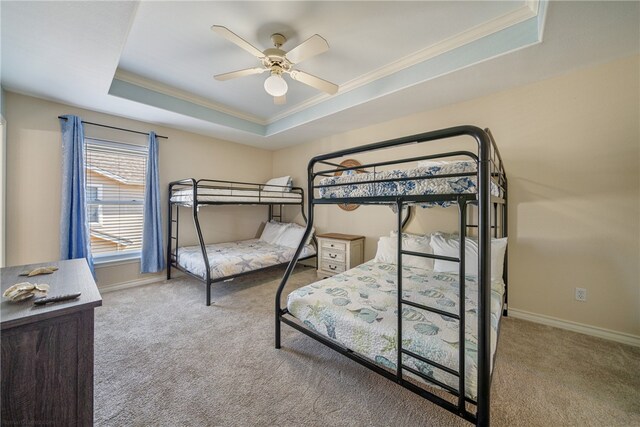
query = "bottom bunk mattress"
xmin=177 ymin=239 xmax=316 ymax=280
xmin=286 ymin=260 xmax=504 ymax=400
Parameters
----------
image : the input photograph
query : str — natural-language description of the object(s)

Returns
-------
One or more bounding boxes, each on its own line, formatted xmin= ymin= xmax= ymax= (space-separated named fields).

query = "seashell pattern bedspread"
xmin=287 ymin=260 xmax=504 ymax=400
xmin=177 ymin=239 xmax=315 ymax=280
xmin=317 ymin=162 xmax=501 ymax=208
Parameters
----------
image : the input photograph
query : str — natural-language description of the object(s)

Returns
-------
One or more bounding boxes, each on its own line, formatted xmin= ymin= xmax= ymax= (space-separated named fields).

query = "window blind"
xmin=85 ymin=138 xmax=147 ymax=258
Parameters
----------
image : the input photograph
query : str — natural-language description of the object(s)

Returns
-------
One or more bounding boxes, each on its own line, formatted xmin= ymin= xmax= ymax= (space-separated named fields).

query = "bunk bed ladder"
xmin=395 ymin=198 xmax=469 ymax=417
xmin=486 ymin=127 xmax=508 ymax=317
xmin=269 ymin=204 xmax=284 ymax=222
xmin=501 ymin=180 xmax=508 ymax=316
xmin=166 ymin=200 xmax=180 ymax=280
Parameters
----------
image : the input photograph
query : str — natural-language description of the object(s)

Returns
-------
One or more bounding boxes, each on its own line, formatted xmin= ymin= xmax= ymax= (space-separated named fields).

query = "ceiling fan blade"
xmin=211 ymin=25 xmax=264 ymax=58
xmin=289 ymin=70 xmax=338 ymax=95
xmin=214 ymin=67 xmax=266 ymax=81
xmin=286 ymin=34 xmax=329 ymax=64
xmin=274 ymin=95 xmax=286 ymax=105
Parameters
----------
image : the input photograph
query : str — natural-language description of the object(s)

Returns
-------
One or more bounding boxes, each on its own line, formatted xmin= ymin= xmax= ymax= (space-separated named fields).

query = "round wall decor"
xmin=335 ymin=159 xmax=364 ymax=211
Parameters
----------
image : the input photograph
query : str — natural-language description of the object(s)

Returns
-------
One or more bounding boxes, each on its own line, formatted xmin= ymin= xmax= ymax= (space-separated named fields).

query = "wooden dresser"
xmin=1 ymin=259 xmax=102 ymax=426
xmin=316 ymin=233 xmax=365 ymax=278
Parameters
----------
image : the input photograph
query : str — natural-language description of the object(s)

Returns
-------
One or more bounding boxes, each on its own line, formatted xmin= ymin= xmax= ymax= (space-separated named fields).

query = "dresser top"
xmin=1 ymin=259 xmax=102 ymax=330
xmin=316 ymin=233 xmax=365 ymax=241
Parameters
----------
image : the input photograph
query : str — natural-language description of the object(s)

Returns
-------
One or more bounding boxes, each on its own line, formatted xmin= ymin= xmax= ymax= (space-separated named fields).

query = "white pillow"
xmin=263 ymin=176 xmax=292 ymax=192
xmin=259 ymin=221 xmax=288 ymax=244
xmin=274 ymin=225 xmax=306 ymax=248
xmin=430 ymin=234 xmax=507 ymax=280
xmin=374 ymin=236 xmax=396 ymax=264
xmin=374 ymin=235 xmax=433 ymax=271
xmin=278 ymin=222 xmax=316 ymax=248
xmin=389 ymin=231 xmax=434 ymax=270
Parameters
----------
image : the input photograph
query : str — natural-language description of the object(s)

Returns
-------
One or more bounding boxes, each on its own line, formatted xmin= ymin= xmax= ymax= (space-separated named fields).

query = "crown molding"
xmin=110 ymin=1 xmax=546 ymax=137
xmin=269 ymin=2 xmax=540 ymax=124
xmin=113 ymin=69 xmax=266 ymax=125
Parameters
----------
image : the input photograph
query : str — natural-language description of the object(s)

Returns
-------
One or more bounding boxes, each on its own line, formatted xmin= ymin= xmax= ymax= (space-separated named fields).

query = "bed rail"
xmin=309 ymin=147 xmax=505 ymax=207
xmin=275 ymin=125 xmax=507 ymax=426
xmin=168 ymin=178 xmax=304 ymax=206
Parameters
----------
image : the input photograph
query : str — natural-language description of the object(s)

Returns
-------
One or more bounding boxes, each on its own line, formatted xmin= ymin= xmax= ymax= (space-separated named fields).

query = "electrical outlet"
xmin=575 ymin=287 xmax=587 ymax=302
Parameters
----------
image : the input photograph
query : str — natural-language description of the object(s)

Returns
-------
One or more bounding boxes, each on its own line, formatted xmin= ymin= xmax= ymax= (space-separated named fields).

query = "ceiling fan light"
xmin=264 ymin=74 xmax=288 ymax=97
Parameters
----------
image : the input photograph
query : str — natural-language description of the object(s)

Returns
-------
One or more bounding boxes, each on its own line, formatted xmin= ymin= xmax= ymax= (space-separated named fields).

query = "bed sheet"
xmin=287 ymin=260 xmax=504 ymax=400
xmin=177 ymin=239 xmax=315 ymax=280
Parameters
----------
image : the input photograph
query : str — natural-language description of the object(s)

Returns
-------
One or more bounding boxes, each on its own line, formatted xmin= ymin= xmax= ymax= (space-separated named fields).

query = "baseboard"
xmin=98 ymin=275 xmax=165 ymax=294
xmin=508 ymin=308 xmax=640 ymax=348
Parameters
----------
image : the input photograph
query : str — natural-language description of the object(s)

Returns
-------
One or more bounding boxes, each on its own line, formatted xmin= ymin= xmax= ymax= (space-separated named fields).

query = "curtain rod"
xmin=58 ymin=116 xmax=168 ymax=139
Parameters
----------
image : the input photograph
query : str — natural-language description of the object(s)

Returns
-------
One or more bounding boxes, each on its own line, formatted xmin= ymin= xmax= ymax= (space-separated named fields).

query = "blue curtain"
xmin=59 ymin=115 xmax=94 ymax=272
xmin=141 ymin=131 xmax=165 ymax=273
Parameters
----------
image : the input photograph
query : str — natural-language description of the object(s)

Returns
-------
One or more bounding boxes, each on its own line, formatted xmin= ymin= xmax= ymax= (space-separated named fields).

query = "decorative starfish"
xmin=234 ymin=256 xmax=254 ymax=271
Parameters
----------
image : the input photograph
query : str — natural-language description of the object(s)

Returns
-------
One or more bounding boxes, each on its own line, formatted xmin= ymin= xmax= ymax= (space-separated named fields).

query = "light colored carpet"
xmin=94 ymin=266 xmax=640 ymax=426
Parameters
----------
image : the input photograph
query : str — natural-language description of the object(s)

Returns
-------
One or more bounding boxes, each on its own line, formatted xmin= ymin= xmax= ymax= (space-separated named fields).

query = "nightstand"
xmin=316 ymin=233 xmax=365 ymax=278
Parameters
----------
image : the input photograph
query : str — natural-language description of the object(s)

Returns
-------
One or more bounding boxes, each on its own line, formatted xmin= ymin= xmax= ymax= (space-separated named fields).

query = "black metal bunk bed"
xmin=167 ymin=178 xmax=317 ymax=306
xmin=275 ymin=126 xmax=507 ymax=426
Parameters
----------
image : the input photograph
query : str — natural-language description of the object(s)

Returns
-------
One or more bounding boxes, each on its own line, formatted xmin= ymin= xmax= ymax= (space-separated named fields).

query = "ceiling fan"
xmin=211 ymin=25 xmax=339 ymax=104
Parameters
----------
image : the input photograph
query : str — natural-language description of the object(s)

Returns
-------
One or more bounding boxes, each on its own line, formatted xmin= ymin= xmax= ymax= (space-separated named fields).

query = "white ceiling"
xmin=118 ymin=1 xmax=523 ymax=120
xmin=1 ymin=1 xmax=639 ymax=149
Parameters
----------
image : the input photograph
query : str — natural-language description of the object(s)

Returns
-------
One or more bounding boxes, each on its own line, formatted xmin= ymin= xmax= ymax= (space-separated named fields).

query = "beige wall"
xmin=273 ymin=55 xmax=640 ymax=336
xmin=4 ymin=56 xmax=639 ymax=337
xmin=4 ymin=92 xmax=274 ymax=287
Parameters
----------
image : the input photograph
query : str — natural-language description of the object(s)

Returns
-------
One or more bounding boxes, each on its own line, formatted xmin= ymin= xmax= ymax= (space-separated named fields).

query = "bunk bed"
xmin=167 ymin=178 xmax=317 ymax=306
xmin=275 ymin=126 xmax=507 ymax=426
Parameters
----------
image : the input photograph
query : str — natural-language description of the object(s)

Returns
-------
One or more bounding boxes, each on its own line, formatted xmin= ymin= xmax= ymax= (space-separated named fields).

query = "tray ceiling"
xmin=1 ymin=1 xmax=639 ymax=148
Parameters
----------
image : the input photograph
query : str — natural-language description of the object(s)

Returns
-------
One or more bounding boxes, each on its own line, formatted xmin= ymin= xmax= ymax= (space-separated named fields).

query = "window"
xmin=85 ymin=138 xmax=147 ymax=260
xmin=86 ymin=184 xmax=103 ymax=224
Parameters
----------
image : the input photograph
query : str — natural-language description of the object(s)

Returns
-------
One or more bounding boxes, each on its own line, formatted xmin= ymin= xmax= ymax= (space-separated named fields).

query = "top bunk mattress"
xmin=286 ymin=259 xmax=504 ymax=400
xmin=317 ymin=161 xmax=501 ymax=207
xmin=170 ymin=187 xmax=302 ymax=205
xmin=176 ymin=238 xmax=315 ymax=280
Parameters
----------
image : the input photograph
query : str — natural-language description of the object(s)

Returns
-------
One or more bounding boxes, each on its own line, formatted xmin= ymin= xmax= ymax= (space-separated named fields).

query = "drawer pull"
xmin=329 ymin=265 xmax=337 ymax=270
xmin=329 ymin=254 xmax=337 ymax=259
xmin=330 ymin=244 xmax=335 ymax=248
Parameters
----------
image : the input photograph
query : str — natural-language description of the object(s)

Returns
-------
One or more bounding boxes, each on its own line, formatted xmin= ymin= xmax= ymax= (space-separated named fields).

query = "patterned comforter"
xmin=317 ymin=162 xmax=501 ymax=208
xmin=287 ymin=260 xmax=504 ymax=400
xmin=177 ymin=239 xmax=315 ymax=280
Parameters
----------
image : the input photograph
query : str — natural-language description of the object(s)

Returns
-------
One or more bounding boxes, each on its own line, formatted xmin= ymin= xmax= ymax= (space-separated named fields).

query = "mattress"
xmin=171 ymin=188 xmax=302 ymax=205
xmin=176 ymin=238 xmax=315 ymax=280
xmin=287 ymin=260 xmax=504 ymax=400
xmin=318 ymin=161 xmax=501 ymax=208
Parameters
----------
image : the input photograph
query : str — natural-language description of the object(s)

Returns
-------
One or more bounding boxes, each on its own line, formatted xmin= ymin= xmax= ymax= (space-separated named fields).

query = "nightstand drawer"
xmin=320 ymin=261 xmax=346 ymax=274
xmin=321 ymin=240 xmax=346 ymax=252
xmin=322 ymin=250 xmax=346 ymax=263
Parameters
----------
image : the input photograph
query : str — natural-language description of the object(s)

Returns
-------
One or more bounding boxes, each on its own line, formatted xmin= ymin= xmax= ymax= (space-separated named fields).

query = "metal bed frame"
xmin=167 ymin=178 xmax=317 ymax=306
xmin=275 ymin=126 xmax=507 ymax=426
